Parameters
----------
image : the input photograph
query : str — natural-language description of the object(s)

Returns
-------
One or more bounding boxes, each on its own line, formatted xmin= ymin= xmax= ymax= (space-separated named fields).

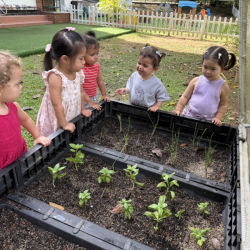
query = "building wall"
xmin=5 ymin=0 xmax=36 ymax=6
xmin=42 ymin=11 xmax=70 ymax=23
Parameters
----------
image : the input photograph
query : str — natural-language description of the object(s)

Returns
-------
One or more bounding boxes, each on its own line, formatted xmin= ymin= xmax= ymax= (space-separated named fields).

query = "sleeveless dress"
xmin=36 ymin=69 xmax=84 ymax=137
xmin=183 ymin=75 xmax=226 ymax=120
xmin=0 ymin=103 xmax=27 ymax=169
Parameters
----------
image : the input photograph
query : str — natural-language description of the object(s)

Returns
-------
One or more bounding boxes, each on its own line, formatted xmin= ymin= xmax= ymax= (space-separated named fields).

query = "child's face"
xmin=136 ymin=56 xmax=158 ymax=80
xmin=84 ymin=46 xmax=99 ymax=66
xmin=70 ymin=47 xmax=86 ymax=72
xmin=202 ymin=59 xmax=223 ymax=81
xmin=0 ymin=66 xmax=22 ymax=103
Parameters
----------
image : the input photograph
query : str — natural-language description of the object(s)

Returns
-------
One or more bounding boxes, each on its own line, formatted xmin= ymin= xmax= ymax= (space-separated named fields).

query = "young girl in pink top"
xmin=0 ymin=51 xmax=51 ymax=170
xmin=81 ymin=31 xmax=110 ymax=108
xmin=173 ymin=46 xmax=236 ymax=127
xmin=37 ymin=28 xmax=94 ymax=137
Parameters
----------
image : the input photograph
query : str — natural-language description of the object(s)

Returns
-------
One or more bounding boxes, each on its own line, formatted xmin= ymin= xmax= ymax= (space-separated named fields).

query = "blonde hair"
xmin=0 ymin=51 xmax=21 ymax=87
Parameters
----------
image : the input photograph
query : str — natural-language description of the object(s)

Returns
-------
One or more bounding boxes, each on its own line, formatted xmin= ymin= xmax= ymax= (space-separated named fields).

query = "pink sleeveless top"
xmin=183 ymin=75 xmax=226 ymax=120
xmin=0 ymin=103 xmax=27 ymax=169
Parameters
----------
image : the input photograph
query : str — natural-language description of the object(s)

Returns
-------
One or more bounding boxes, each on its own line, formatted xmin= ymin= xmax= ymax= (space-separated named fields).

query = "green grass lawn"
xmin=0 ymin=24 xmax=135 ymax=57
xmin=4 ymin=31 xmax=238 ymax=149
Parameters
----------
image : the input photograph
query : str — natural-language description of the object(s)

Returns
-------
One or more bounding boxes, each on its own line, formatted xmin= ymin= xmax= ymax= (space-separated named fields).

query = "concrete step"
xmin=0 ymin=21 xmax=53 ymax=28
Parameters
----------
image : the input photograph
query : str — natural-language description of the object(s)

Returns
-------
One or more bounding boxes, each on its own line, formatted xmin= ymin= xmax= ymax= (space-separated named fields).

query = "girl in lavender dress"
xmin=172 ymin=46 xmax=236 ymax=127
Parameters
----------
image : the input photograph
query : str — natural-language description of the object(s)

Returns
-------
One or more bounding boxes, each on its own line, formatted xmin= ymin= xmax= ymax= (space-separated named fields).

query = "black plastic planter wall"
xmin=0 ymin=100 xmax=241 ymax=250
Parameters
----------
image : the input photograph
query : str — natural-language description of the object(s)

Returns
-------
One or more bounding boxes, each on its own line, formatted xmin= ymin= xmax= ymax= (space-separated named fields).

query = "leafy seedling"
xmin=123 ymin=117 xmax=130 ymax=154
xmin=48 ymin=163 xmax=66 ymax=188
xmin=144 ymin=195 xmax=172 ymax=232
xmin=198 ymin=202 xmax=209 ymax=215
xmin=124 ymin=164 xmax=144 ymax=190
xmin=79 ymin=190 xmax=91 ymax=207
xmin=167 ymin=127 xmax=180 ymax=165
xmin=97 ymin=167 xmax=116 ymax=184
xmin=66 ymin=144 xmax=85 ymax=171
xmin=117 ymin=113 xmax=122 ymax=132
xmin=189 ymin=227 xmax=210 ymax=248
xmin=157 ymin=172 xmax=179 ymax=201
xmin=204 ymin=133 xmax=215 ymax=178
xmin=118 ymin=199 xmax=134 ymax=219
xmin=175 ymin=210 xmax=185 ymax=220
xmin=147 ymin=112 xmax=159 ymax=140
xmin=190 ymin=123 xmax=207 ymax=152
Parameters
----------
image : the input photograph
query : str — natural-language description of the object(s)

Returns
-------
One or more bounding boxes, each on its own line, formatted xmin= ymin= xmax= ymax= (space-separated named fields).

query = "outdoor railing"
xmin=70 ymin=6 xmax=239 ymax=41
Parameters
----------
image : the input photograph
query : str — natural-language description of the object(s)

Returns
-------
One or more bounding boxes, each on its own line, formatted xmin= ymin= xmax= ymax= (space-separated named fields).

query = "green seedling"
xmin=97 ymin=167 xmax=115 ymax=184
xmin=117 ymin=113 xmax=122 ymax=132
xmin=124 ymin=164 xmax=144 ymax=190
xmin=48 ymin=163 xmax=66 ymax=188
xmin=167 ymin=127 xmax=180 ymax=165
xmin=175 ymin=210 xmax=185 ymax=220
xmin=190 ymin=123 xmax=207 ymax=152
xmin=157 ymin=172 xmax=179 ymax=201
xmin=118 ymin=199 xmax=134 ymax=220
xmin=79 ymin=190 xmax=91 ymax=207
xmin=198 ymin=202 xmax=209 ymax=215
xmin=123 ymin=117 xmax=130 ymax=154
xmin=204 ymin=134 xmax=215 ymax=179
xmin=189 ymin=227 xmax=210 ymax=248
xmin=66 ymin=144 xmax=85 ymax=171
xmin=147 ymin=112 xmax=159 ymax=140
xmin=144 ymin=195 xmax=172 ymax=232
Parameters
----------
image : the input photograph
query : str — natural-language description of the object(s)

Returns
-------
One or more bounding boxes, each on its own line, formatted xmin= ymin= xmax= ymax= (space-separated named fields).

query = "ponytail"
xmin=226 ymin=52 xmax=237 ymax=70
xmin=44 ymin=51 xmax=53 ymax=71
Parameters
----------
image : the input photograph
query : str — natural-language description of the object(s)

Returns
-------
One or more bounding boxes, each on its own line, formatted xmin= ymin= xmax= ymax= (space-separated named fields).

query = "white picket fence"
xmin=70 ymin=6 xmax=239 ymax=41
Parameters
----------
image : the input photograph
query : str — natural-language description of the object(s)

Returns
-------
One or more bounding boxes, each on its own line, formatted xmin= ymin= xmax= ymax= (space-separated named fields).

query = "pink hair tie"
xmin=45 ymin=44 xmax=51 ymax=52
xmin=65 ymin=27 xmax=75 ymax=31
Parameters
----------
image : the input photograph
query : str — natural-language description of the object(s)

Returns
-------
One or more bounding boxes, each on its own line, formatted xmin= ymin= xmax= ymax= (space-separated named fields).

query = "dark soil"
xmin=0 ymin=208 xmax=87 ymax=250
xmin=84 ymin=118 xmax=229 ymax=183
xmin=20 ymin=154 xmax=225 ymax=250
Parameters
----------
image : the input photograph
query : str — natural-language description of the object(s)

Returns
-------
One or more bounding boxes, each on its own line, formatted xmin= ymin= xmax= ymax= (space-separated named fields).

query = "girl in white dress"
xmin=37 ymin=27 xmax=94 ymax=137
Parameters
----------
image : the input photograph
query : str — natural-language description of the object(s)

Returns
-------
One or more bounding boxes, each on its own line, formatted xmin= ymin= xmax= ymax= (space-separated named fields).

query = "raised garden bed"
xmin=0 ymin=100 xmax=241 ymax=250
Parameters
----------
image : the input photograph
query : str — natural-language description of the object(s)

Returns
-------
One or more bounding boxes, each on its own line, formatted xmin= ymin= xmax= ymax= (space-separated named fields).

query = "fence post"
xmin=200 ymin=15 xmax=207 ymax=40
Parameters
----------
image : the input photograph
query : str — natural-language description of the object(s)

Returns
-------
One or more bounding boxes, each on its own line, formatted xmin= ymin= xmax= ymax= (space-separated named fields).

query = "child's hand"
xmin=34 ymin=136 xmax=52 ymax=147
xmin=88 ymin=100 xmax=102 ymax=110
xmin=62 ymin=122 xmax=76 ymax=133
xmin=212 ymin=118 xmax=222 ymax=127
xmin=102 ymin=94 xmax=111 ymax=102
xmin=115 ymin=88 xmax=129 ymax=95
xmin=148 ymin=105 xmax=159 ymax=112
xmin=172 ymin=110 xmax=181 ymax=116
xmin=82 ymin=109 xmax=92 ymax=117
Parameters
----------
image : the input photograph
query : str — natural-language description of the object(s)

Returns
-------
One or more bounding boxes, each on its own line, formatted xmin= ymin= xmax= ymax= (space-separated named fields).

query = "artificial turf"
xmin=0 ymin=23 xmax=135 ymax=57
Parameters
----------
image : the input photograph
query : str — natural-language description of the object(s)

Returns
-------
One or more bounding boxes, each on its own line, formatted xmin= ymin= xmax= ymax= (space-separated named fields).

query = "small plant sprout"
xmin=189 ymin=227 xmax=210 ymax=248
xmin=204 ymin=134 xmax=215 ymax=179
xmin=147 ymin=112 xmax=159 ymax=140
xmin=167 ymin=127 xmax=180 ymax=165
xmin=97 ymin=167 xmax=115 ymax=184
xmin=198 ymin=202 xmax=209 ymax=215
xmin=118 ymin=199 xmax=134 ymax=220
xmin=79 ymin=190 xmax=91 ymax=207
xmin=190 ymin=123 xmax=207 ymax=152
xmin=48 ymin=164 xmax=66 ymax=188
xmin=117 ymin=113 xmax=122 ymax=132
xmin=66 ymin=144 xmax=85 ymax=171
xmin=144 ymin=195 xmax=172 ymax=232
xmin=157 ymin=172 xmax=179 ymax=201
xmin=124 ymin=164 xmax=144 ymax=190
xmin=175 ymin=210 xmax=185 ymax=220
xmin=123 ymin=117 xmax=131 ymax=154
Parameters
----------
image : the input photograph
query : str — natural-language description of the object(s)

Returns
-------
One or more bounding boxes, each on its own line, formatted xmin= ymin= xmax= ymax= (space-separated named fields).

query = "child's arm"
xmin=115 ymin=88 xmax=130 ymax=95
xmin=80 ymin=87 xmax=95 ymax=116
xmin=49 ymin=73 xmax=75 ymax=133
xmin=97 ymin=72 xmax=110 ymax=102
xmin=212 ymin=83 xmax=230 ymax=127
xmin=148 ymin=101 xmax=164 ymax=112
xmin=14 ymin=102 xmax=51 ymax=146
xmin=172 ymin=77 xmax=198 ymax=115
